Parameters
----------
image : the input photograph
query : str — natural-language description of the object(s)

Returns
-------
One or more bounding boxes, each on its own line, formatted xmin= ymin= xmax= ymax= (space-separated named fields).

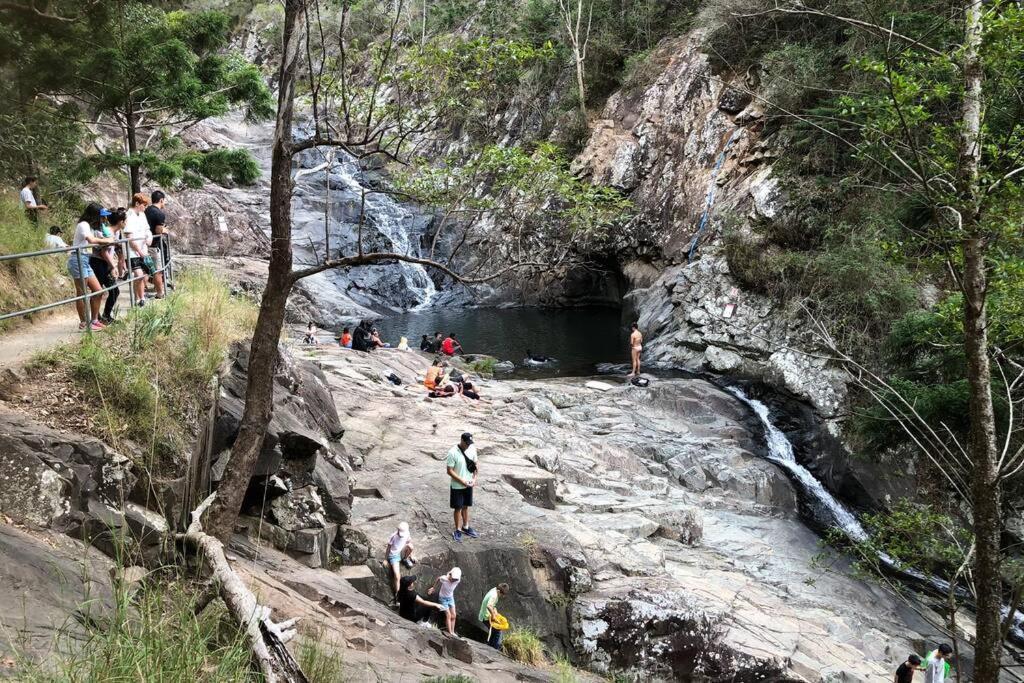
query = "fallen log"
xmin=183 ymin=493 xmax=307 ymax=683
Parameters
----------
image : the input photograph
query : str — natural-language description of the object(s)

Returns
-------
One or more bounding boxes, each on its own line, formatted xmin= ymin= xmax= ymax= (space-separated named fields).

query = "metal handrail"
xmin=0 ymin=233 xmax=174 ymax=325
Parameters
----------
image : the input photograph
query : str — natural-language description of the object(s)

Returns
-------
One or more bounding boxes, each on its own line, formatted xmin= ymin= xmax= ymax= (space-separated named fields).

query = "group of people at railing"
xmin=19 ymin=178 xmax=173 ymax=332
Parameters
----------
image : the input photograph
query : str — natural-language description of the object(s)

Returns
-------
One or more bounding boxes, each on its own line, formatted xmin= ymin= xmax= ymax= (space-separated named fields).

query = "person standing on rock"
xmin=628 ymin=322 xmax=643 ymax=377
xmin=385 ymin=521 xmax=416 ymax=599
xmin=479 ymin=583 xmax=510 ymax=650
xmin=894 ymin=654 xmax=923 ymax=683
xmin=427 ymin=567 xmax=462 ymax=636
xmin=446 ymin=432 xmax=479 ymax=542
xmin=923 ymin=644 xmax=952 ymax=683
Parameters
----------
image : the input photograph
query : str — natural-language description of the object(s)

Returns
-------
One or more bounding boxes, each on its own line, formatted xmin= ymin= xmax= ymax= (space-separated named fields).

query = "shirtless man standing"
xmin=629 ymin=322 xmax=643 ymax=377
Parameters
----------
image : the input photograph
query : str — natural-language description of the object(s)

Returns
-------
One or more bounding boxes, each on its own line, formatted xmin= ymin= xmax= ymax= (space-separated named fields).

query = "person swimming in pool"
xmin=629 ymin=322 xmax=642 ymax=377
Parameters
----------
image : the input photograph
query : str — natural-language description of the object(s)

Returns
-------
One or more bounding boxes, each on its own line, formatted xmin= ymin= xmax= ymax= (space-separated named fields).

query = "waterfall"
xmin=726 ymin=386 xmax=868 ymax=541
xmin=686 ymin=127 xmax=744 ymax=262
xmin=330 ymin=158 xmax=438 ymax=309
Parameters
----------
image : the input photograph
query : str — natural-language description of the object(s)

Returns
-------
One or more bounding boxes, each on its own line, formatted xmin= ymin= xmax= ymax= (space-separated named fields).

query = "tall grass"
xmin=18 ymin=573 xmax=253 ymax=682
xmin=502 ymin=627 xmax=545 ymax=666
xmin=0 ymin=192 xmax=72 ymax=330
xmin=39 ymin=268 xmax=256 ymax=466
xmin=297 ymin=626 xmax=345 ymax=683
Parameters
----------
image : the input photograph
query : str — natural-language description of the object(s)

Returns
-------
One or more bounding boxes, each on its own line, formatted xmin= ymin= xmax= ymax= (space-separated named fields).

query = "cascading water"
xmin=727 ymin=387 xmax=868 ymax=541
xmin=328 ymin=158 xmax=438 ymax=309
xmin=729 ymin=385 xmax=1024 ymax=641
xmin=686 ymin=127 xmax=744 ymax=262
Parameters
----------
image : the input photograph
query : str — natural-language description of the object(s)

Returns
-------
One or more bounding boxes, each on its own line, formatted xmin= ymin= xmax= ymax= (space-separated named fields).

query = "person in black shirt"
xmin=352 ymin=320 xmax=373 ymax=352
xmin=396 ymin=576 xmax=446 ymax=623
xmin=895 ymin=654 xmax=923 ymax=683
xmin=145 ymin=190 xmax=169 ymax=298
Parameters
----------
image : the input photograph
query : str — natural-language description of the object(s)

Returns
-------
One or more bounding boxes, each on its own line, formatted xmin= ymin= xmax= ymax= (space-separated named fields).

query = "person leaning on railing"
xmin=90 ymin=208 xmax=127 ymax=324
xmin=124 ymin=193 xmax=154 ymax=307
xmin=69 ymin=203 xmax=115 ymax=331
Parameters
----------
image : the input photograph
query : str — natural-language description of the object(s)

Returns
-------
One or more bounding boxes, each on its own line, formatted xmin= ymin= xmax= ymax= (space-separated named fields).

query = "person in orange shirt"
xmin=338 ymin=326 xmax=352 ymax=348
xmin=424 ymin=359 xmax=456 ymax=396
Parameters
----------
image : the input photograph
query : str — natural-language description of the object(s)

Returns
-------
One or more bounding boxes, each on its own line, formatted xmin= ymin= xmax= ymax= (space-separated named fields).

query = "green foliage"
xmin=502 ymin=627 xmax=546 ymax=666
xmin=0 ymin=194 xmax=72 ymax=331
xmin=847 ymin=500 xmax=972 ymax=583
xmin=469 ymin=357 xmax=498 ymax=376
xmin=553 ymin=657 xmax=580 ymax=683
xmin=17 ymin=576 xmax=252 ymax=682
xmin=1 ymin=1 xmax=273 ymax=192
xmin=45 ymin=269 xmax=256 ymax=465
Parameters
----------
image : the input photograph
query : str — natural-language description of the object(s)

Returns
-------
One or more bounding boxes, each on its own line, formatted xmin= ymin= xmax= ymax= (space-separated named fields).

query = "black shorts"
xmin=449 ymin=487 xmax=473 ymax=509
xmin=89 ymin=257 xmax=116 ymax=287
xmin=130 ymin=257 xmax=154 ymax=276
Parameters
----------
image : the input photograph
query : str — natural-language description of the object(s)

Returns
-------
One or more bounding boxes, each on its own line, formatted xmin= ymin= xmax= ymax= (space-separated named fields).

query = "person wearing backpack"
xmin=446 ymin=432 xmax=479 ymax=542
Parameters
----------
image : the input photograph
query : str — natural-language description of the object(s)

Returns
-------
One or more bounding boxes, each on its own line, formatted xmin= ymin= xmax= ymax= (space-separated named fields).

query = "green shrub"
xmin=502 ymin=627 xmax=545 ymax=666
xmin=469 ymin=357 xmax=497 ymax=376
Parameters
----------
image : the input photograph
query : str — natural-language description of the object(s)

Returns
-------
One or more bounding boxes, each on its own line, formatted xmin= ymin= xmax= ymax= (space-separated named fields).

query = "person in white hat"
xmin=428 ymin=567 xmax=462 ymax=636
xmin=385 ymin=521 xmax=416 ymax=599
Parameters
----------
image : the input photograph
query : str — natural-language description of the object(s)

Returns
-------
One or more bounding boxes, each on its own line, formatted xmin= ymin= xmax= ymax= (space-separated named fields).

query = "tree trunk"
xmin=574 ymin=52 xmax=587 ymax=123
xmin=958 ymin=1 xmax=1002 ymax=680
xmin=126 ymin=102 xmax=141 ymax=197
xmin=205 ymin=0 xmax=306 ymax=541
xmin=966 ymin=232 xmax=1002 ymax=681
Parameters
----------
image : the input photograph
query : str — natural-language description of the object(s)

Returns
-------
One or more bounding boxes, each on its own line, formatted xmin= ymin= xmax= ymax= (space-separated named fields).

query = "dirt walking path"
xmin=0 ymin=312 xmax=80 ymax=371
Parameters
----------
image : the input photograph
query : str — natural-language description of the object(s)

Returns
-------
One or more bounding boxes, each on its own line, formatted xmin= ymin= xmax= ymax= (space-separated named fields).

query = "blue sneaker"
xmin=452 ymin=530 xmax=463 ymax=542
xmin=462 ymin=527 xmax=479 ymax=539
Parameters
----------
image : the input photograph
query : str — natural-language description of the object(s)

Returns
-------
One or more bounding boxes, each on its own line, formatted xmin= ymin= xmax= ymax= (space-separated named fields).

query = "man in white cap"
xmin=384 ymin=521 xmax=416 ymax=599
xmin=428 ymin=567 xmax=462 ymax=636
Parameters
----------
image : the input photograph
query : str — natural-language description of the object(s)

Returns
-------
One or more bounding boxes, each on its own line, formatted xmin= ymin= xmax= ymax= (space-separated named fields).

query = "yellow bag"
xmin=489 ymin=613 xmax=510 ymax=631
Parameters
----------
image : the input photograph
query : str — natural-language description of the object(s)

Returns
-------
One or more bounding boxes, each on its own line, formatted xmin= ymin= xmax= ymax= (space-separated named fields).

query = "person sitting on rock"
xmin=427 ymin=567 xmax=462 ymax=636
xmin=441 ymin=333 xmax=462 ymax=356
xmin=431 ymin=332 xmax=443 ymax=353
xmin=351 ymin=320 xmax=372 ymax=351
xmin=303 ymin=322 xmax=319 ymax=346
xmin=397 ymin=575 xmax=447 ymax=624
xmin=338 ymin=326 xmax=352 ymax=349
xmin=385 ymin=521 xmax=416 ymax=600
xmin=479 ymin=583 xmax=510 ymax=650
xmin=370 ymin=327 xmax=388 ymax=349
xmin=419 ymin=334 xmax=431 ymax=351
xmin=424 ymin=359 xmax=456 ymax=397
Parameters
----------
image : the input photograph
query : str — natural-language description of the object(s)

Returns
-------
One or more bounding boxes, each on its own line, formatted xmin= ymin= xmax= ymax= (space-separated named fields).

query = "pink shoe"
xmin=90 ymin=321 xmax=105 ymax=331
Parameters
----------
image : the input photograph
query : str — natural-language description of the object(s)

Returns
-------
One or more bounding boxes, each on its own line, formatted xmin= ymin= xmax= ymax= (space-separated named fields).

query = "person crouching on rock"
xmin=397 ymin=575 xmax=447 ymax=624
xmin=479 ymin=582 xmax=510 ymax=650
xmin=427 ymin=567 xmax=462 ymax=636
xmin=385 ymin=521 xmax=416 ymax=600
xmin=446 ymin=432 xmax=479 ymax=542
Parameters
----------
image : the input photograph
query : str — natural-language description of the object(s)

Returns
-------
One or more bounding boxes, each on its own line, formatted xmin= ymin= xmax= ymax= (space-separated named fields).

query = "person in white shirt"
xmin=124 ymin=193 xmax=153 ymax=306
xmin=383 ymin=521 xmax=417 ymax=599
xmin=44 ymin=226 xmax=66 ymax=250
xmin=68 ymin=203 xmax=114 ymax=331
xmin=20 ymin=176 xmax=47 ymax=222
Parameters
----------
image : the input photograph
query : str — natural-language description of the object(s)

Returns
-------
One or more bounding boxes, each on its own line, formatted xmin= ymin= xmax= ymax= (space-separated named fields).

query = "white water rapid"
xmin=727 ymin=386 xmax=868 ymax=542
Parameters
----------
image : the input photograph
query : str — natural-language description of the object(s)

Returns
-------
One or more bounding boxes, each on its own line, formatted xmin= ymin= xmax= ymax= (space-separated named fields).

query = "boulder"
xmin=0 ymin=410 xmax=135 ymax=531
xmin=571 ymin=586 xmax=788 ymax=680
xmin=524 ymin=396 xmax=568 ymax=425
xmin=269 ymin=486 xmax=327 ymax=531
xmin=313 ymin=455 xmax=353 ymax=525
xmin=503 ymin=474 xmax=557 ymax=509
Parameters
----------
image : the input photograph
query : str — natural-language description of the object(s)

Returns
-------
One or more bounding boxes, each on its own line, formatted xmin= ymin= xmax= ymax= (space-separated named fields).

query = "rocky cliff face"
xmin=573 ymin=32 xmax=848 ymax=424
